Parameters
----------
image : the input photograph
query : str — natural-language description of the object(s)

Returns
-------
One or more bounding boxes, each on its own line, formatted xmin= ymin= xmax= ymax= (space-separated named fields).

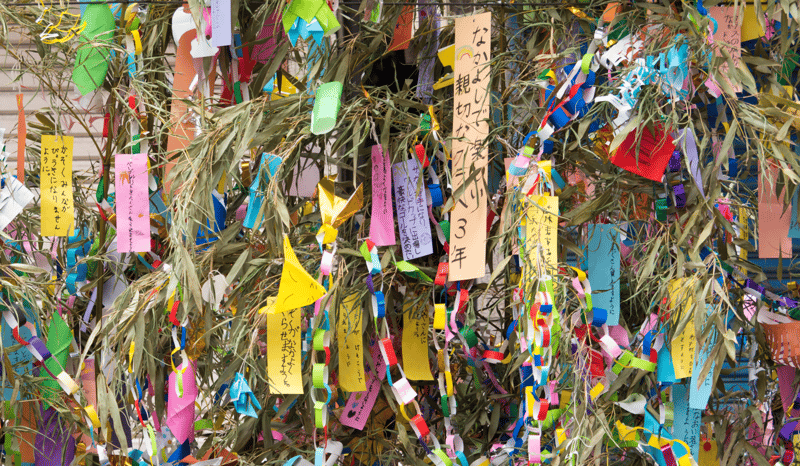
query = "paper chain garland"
xmin=6 ymin=0 xmax=800 ymax=465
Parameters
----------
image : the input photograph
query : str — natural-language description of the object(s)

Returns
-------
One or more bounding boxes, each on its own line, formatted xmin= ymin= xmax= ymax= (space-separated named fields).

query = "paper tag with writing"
xmin=115 ymin=153 xmax=150 ymax=253
xmin=449 ymin=12 xmax=491 ymax=281
xmin=267 ymin=305 xmax=303 ymax=394
xmin=210 ymin=0 xmax=232 ymax=47
xmin=370 ymin=145 xmax=395 ymax=246
xmin=669 ymin=278 xmax=696 ymax=379
xmin=402 ymin=300 xmax=433 ymax=381
xmin=338 ymin=293 xmax=366 ymax=392
xmin=524 ymin=195 xmax=559 ymax=279
xmin=587 ymin=224 xmax=620 ymax=325
xmin=339 ymin=341 xmax=386 ymax=430
xmin=672 ymin=383 xmax=702 ymax=461
xmin=689 ymin=304 xmax=716 ymax=409
xmin=40 ymin=135 xmax=74 ymax=236
xmin=392 ymin=159 xmax=433 ymax=261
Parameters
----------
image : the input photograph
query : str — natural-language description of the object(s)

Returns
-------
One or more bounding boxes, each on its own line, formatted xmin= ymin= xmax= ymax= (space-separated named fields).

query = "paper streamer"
xmin=689 ymin=305 xmax=716 ymax=409
xmin=115 ymin=153 xmax=150 ymax=253
xmin=758 ymin=163 xmax=792 ymax=258
xmin=41 ymin=313 xmax=72 ymax=408
xmin=267 ymin=307 xmax=303 ymax=394
xmin=672 ymin=383 xmax=702 ymax=462
xmin=402 ymin=300 xmax=433 ymax=381
xmin=210 ymin=0 xmax=232 ymax=47
xmin=16 ymin=94 xmax=25 ymax=182
xmin=35 ymin=407 xmax=76 ymax=466
xmin=338 ymin=293 xmax=366 ymax=392
xmin=40 ymin=135 xmax=74 ymax=236
xmin=449 ymin=12 xmax=491 ymax=280
xmin=525 ymin=195 xmax=559 ymax=278
xmin=340 ymin=342 xmax=386 ymax=430
xmin=392 ymin=159 xmax=433 ymax=261
xmin=669 ymin=279 xmax=696 ymax=379
xmin=369 ymin=145 xmax=395 ymax=246
xmin=586 ymin=224 xmax=620 ymax=325
xmin=387 ymin=4 xmax=414 ymax=52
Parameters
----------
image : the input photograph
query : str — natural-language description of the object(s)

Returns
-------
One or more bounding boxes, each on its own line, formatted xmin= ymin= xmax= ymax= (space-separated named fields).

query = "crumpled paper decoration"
xmin=229 ymin=372 xmax=261 ymax=418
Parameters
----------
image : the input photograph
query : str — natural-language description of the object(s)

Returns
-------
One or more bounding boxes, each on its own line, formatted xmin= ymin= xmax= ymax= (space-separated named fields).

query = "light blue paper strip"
xmin=689 ymin=304 xmax=717 ymax=409
xmin=586 ymin=224 xmax=620 ymax=325
xmin=672 ymin=383 xmax=702 ymax=461
xmin=789 ymin=189 xmax=800 ymax=238
xmin=657 ymin=343 xmax=677 ymax=384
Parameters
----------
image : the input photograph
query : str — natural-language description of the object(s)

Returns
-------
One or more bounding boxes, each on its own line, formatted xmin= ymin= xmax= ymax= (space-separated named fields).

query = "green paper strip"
xmin=311 ymin=81 xmax=343 ymax=135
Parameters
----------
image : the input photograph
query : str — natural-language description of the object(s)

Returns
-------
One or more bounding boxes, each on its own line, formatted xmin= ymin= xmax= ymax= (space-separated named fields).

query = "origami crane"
xmin=230 ymin=372 xmax=262 ymax=418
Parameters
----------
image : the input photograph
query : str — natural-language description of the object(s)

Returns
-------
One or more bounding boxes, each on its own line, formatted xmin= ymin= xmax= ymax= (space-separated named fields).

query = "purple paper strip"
xmin=35 ymin=407 xmax=76 ymax=466
xmin=681 ymin=129 xmax=705 ymax=198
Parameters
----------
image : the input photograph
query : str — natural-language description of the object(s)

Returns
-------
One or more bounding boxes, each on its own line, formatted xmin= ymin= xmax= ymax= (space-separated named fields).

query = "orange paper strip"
xmin=449 ymin=12 xmax=491 ymax=281
xmin=16 ymin=94 xmax=25 ymax=182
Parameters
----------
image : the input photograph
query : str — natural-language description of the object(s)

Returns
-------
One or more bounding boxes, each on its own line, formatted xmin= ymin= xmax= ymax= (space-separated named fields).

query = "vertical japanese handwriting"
xmin=40 ymin=135 xmax=74 ymax=236
xmin=392 ymin=159 xmax=433 ymax=260
xmin=449 ymin=12 xmax=491 ymax=280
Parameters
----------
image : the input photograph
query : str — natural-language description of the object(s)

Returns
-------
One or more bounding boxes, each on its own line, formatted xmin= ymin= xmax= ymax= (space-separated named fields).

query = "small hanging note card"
xmin=392 ymin=158 xmax=433 ymax=261
xmin=449 ymin=11 xmax=491 ymax=281
xmin=525 ymin=195 xmax=559 ymax=277
xmin=40 ymin=135 xmax=74 ymax=236
xmin=267 ymin=303 xmax=303 ymax=394
xmin=587 ymin=224 xmax=620 ymax=325
xmin=338 ymin=293 xmax=366 ymax=392
xmin=402 ymin=299 xmax=433 ymax=381
xmin=210 ymin=0 xmax=232 ymax=47
xmin=115 ymin=153 xmax=150 ymax=253
xmin=370 ymin=145 xmax=395 ymax=246
xmin=689 ymin=306 xmax=717 ymax=410
xmin=669 ymin=278 xmax=696 ymax=379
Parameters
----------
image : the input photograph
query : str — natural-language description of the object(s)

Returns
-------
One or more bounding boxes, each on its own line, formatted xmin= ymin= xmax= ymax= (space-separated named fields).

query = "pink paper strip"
xmin=758 ymin=164 xmax=792 ymax=258
xmin=339 ymin=341 xmax=387 ymax=430
xmin=776 ymin=365 xmax=797 ymax=413
xmin=115 ymin=153 xmax=150 ymax=253
xmin=370 ymin=145 xmax=396 ymax=246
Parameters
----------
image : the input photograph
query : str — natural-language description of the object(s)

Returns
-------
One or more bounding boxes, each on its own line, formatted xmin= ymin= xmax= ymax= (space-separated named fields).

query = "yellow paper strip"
xmin=524 ymin=195 xmax=559 ymax=281
xmin=402 ymin=299 xmax=433 ymax=381
xmin=338 ymin=292 xmax=366 ymax=392
xmin=449 ymin=12 xmax=491 ymax=281
xmin=669 ymin=278 xmax=696 ymax=379
xmin=40 ymin=135 xmax=74 ymax=236
xmin=267 ymin=306 xmax=303 ymax=394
